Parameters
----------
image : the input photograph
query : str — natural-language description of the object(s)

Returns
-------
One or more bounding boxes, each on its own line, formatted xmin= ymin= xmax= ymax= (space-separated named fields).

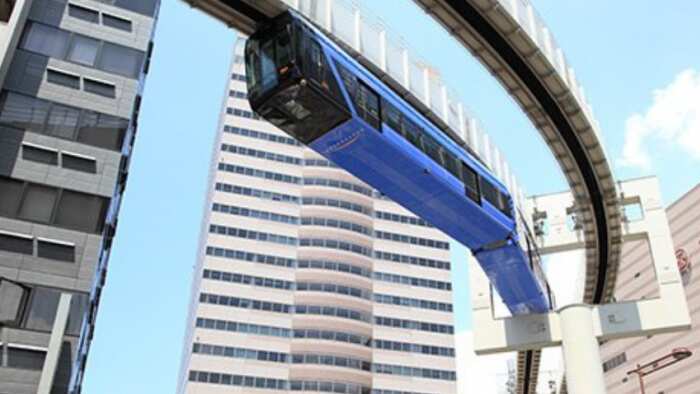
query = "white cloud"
xmin=618 ymin=68 xmax=700 ymax=170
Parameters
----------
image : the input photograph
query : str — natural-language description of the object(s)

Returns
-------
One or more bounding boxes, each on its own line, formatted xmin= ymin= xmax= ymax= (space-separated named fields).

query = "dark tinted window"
xmin=0 ymin=233 xmax=33 ymax=256
xmin=98 ymin=42 xmax=144 ymax=77
xmin=102 ymin=13 xmax=132 ymax=32
xmin=462 ymin=163 xmax=480 ymax=203
xmin=24 ymin=287 xmax=60 ymax=331
xmin=67 ymin=35 xmax=100 ymax=66
xmin=68 ymin=4 xmax=99 ymax=23
xmin=54 ymin=190 xmax=107 ymax=233
xmin=22 ymin=144 xmax=58 ymax=165
xmin=77 ymin=111 xmax=127 ymax=150
xmin=18 ymin=184 xmax=57 ymax=223
xmin=0 ymin=279 xmax=27 ymax=324
xmin=46 ymin=104 xmax=80 ymax=140
xmin=0 ymin=177 xmax=25 ymax=217
xmin=422 ymin=134 xmax=444 ymax=166
xmin=480 ymin=177 xmax=501 ymax=211
xmin=7 ymin=348 xmax=45 ymax=370
xmin=46 ymin=69 xmax=80 ymax=89
xmin=37 ymin=239 xmax=75 ymax=262
xmin=114 ymin=0 xmax=159 ymax=16
xmin=20 ymin=22 xmax=69 ymax=58
xmin=83 ymin=78 xmax=116 ymax=98
xmin=62 ymin=153 xmax=97 ymax=173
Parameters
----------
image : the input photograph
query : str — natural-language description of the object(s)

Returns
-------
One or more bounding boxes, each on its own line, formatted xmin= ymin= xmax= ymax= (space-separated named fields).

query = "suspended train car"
xmin=244 ymin=11 xmax=551 ymax=315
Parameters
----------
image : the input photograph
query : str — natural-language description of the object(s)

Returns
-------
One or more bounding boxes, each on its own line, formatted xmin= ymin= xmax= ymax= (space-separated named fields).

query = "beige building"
xmin=176 ymin=42 xmax=458 ymax=394
xmin=600 ymin=182 xmax=700 ymax=393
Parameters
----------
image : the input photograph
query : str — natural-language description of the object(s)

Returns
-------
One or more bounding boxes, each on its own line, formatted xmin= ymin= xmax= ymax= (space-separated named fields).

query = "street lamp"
xmin=626 ymin=348 xmax=693 ymax=394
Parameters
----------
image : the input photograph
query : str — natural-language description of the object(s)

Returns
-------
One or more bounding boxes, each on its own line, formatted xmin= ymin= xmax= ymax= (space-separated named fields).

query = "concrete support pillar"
xmin=559 ymin=304 xmax=606 ymax=394
xmin=37 ymin=293 xmax=72 ymax=394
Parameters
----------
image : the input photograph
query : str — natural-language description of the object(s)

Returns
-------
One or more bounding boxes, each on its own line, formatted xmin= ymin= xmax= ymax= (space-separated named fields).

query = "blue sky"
xmin=82 ymin=1 xmax=700 ymax=393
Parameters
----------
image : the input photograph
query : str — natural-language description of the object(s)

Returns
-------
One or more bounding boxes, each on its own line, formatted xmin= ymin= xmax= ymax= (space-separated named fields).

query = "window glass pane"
xmin=62 ymin=154 xmax=97 ymax=173
xmin=20 ymin=22 xmax=69 ymax=59
xmin=7 ymin=348 xmax=46 ymax=370
xmin=77 ymin=112 xmax=127 ymax=151
xmin=0 ymin=233 xmax=33 ymax=256
xmin=0 ymin=279 xmax=27 ymax=325
xmin=422 ymin=135 xmax=443 ymax=166
xmin=22 ymin=144 xmax=58 ymax=165
xmin=0 ymin=92 xmax=50 ymax=132
xmin=24 ymin=287 xmax=60 ymax=331
xmin=67 ymin=293 xmax=88 ymax=336
xmin=98 ymin=42 xmax=143 ymax=77
xmin=462 ymin=163 xmax=479 ymax=203
xmin=46 ymin=104 xmax=80 ymax=140
xmin=102 ymin=13 xmax=132 ymax=32
xmin=0 ymin=177 xmax=24 ymax=217
xmin=18 ymin=184 xmax=57 ymax=223
xmin=37 ymin=240 xmax=75 ymax=262
xmin=54 ymin=190 xmax=107 ymax=233
xmin=46 ymin=69 xmax=80 ymax=89
xmin=83 ymin=78 xmax=116 ymax=98
xmin=68 ymin=4 xmax=99 ymax=23
xmin=67 ymin=35 xmax=100 ymax=66
xmin=114 ymin=0 xmax=158 ymax=16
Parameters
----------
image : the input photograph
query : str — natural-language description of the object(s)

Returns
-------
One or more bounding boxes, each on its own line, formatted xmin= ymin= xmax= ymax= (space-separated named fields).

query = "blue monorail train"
xmin=244 ymin=11 xmax=550 ymax=315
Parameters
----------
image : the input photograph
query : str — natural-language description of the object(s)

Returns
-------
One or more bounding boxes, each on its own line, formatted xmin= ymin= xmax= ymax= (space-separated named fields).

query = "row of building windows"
xmin=212 ymin=202 xmax=298 ymax=225
xmin=205 ymin=245 xmax=295 ymax=268
xmin=195 ymin=317 xmax=290 ymax=338
xmin=374 ymin=316 xmax=454 ymax=334
xmin=193 ymin=342 xmax=287 ymax=363
xmin=189 ymin=370 xmax=372 ymax=393
xmin=188 ymin=370 xmax=286 ymax=390
xmin=292 ymin=353 xmax=370 ymax=371
xmin=209 ymin=224 xmax=297 ymax=246
xmin=297 ymin=259 xmax=372 ymax=278
xmin=373 ymin=363 xmax=456 ymax=381
xmin=304 ymin=158 xmax=340 ymax=168
xmin=199 ymin=293 xmax=291 ymax=313
xmin=374 ymin=230 xmax=449 ymax=250
xmin=221 ymin=143 xmax=301 ymax=165
xmin=299 ymin=238 xmax=372 ymax=257
xmin=373 ymin=339 xmax=455 ymax=357
xmin=218 ymin=162 xmax=301 ymax=184
xmin=303 ymin=177 xmax=373 ymax=197
xmin=223 ymin=125 xmax=300 ymax=146
xmin=374 ymin=210 xmax=433 ymax=228
xmin=202 ymin=269 xmax=293 ymax=290
xmin=214 ymin=182 xmax=299 ymax=204
xmin=67 ymin=3 xmax=134 ymax=33
xmin=0 ymin=91 xmax=129 ymax=152
xmin=231 ymin=72 xmax=247 ymax=82
xmin=202 ymin=268 xmax=370 ymax=300
xmin=226 ymin=107 xmax=261 ymax=120
xmin=229 ymin=89 xmax=247 ymax=99
xmin=200 ymin=293 xmax=371 ymax=323
xmin=373 ymin=272 xmax=452 ymax=291
xmin=21 ymin=22 xmax=145 ymax=78
xmin=374 ymin=250 xmax=451 ymax=271
xmin=302 ymin=197 xmax=372 ymax=215
xmin=194 ymin=317 xmax=453 ymax=359
xmin=296 ymin=281 xmax=371 ymax=300
xmin=301 ymin=217 xmax=372 ymax=236
xmin=374 ymin=293 xmax=453 ymax=312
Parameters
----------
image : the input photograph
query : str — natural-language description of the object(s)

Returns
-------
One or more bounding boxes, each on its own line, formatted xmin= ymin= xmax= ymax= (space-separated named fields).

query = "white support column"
xmin=559 ymin=304 xmax=606 ymax=394
xmin=37 ymin=293 xmax=72 ymax=394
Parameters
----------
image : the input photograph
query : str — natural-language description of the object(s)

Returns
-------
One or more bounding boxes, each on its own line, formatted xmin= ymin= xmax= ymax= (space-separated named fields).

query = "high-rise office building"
xmin=178 ymin=41 xmax=458 ymax=394
xmin=600 ymin=182 xmax=700 ymax=393
xmin=0 ymin=1 xmax=158 ymax=393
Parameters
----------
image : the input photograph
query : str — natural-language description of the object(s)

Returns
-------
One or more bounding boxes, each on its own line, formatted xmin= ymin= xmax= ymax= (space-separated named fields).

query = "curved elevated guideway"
xmin=182 ymin=0 xmax=622 ymax=392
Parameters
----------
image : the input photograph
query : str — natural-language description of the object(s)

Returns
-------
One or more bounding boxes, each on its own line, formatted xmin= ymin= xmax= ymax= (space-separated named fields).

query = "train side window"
xmin=381 ymin=100 xmax=402 ymax=132
xmin=480 ymin=177 xmax=501 ymax=210
xmin=499 ymin=191 xmax=513 ymax=218
xmin=443 ymin=152 xmax=461 ymax=180
xmin=356 ymin=82 xmax=380 ymax=129
xmin=402 ymin=118 xmax=423 ymax=150
xmin=422 ymin=134 xmax=444 ymax=166
xmin=462 ymin=163 xmax=480 ymax=203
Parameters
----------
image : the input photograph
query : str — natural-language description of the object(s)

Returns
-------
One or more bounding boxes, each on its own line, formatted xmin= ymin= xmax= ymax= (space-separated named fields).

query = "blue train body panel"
xmin=246 ymin=11 xmax=551 ymax=315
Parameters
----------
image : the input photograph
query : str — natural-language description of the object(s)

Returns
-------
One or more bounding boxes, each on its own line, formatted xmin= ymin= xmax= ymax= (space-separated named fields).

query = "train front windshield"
xmin=245 ymin=28 xmax=293 ymax=101
xmin=245 ymin=15 xmax=350 ymax=144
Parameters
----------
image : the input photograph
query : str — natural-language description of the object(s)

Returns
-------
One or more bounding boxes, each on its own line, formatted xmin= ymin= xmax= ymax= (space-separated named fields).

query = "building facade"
xmin=0 ymin=0 xmax=159 ymax=393
xmin=600 ymin=183 xmax=700 ymax=393
xmin=177 ymin=42 xmax=458 ymax=394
